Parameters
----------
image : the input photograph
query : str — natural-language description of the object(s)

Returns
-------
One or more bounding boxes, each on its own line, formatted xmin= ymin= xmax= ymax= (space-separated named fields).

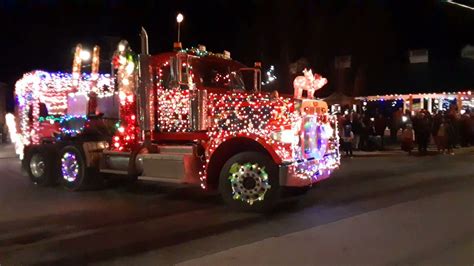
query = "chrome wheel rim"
xmin=30 ymin=153 xmax=45 ymax=178
xmin=61 ymin=152 xmax=79 ymax=182
xmin=228 ymin=163 xmax=271 ymax=205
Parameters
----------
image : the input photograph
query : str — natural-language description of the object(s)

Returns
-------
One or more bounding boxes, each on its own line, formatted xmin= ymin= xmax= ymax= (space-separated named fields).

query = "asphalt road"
xmin=0 ymin=146 xmax=473 ymax=265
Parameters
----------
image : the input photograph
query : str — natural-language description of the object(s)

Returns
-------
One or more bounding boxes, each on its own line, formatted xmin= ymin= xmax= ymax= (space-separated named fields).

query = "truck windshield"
xmin=190 ymin=58 xmax=246 ymax=91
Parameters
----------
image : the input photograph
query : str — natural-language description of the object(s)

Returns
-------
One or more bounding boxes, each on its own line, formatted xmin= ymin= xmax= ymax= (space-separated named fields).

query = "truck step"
xmin=140 ymin=152 xmax=200 ymax=184
xmin=99 ymin=145 xmax=198 ymax=181
xmin=99 ymin=169 xmax=129 ymax=175
xmin=138 ymin=176 xmax=185 ymax=184
xmin=157 ymin=145 xmax=193 ymax=155
xmin=101 ymin=151 xmax=131 ymax=173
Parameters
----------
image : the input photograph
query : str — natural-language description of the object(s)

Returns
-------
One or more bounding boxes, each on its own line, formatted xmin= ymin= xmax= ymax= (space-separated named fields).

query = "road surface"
xmin=0 ymin=145 xmax=473 ymax=265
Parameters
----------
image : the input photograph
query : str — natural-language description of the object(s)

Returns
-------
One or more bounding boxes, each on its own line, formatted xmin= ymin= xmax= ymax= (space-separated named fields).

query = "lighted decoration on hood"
xmin=293 ymin=68 xmax=328 ymax=99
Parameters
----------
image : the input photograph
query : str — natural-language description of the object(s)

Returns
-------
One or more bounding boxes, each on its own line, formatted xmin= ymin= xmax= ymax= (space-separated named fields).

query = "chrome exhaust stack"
xmin=189 ymin=88 xmax=208 ymax=131
xmin=138 ymin=27 xmax=153 ymax=143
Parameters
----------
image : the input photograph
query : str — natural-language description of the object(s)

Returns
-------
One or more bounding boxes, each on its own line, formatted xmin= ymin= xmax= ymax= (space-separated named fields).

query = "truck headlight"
xmin=272 ymin=129 xmax=299 ymax=145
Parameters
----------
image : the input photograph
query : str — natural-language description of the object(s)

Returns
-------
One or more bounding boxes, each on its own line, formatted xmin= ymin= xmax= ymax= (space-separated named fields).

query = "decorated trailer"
xmin=11 ymin=30 xmax=340 ymax=211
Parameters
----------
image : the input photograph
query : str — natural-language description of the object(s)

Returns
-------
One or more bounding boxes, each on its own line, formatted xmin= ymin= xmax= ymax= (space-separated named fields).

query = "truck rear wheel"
xmin=59 ymin=145 xmax=102 ymax=191
xmin=218 ymin=151 xmax=280 ymax=212
xmin=24 ymin=146 xmax=58 ymax=186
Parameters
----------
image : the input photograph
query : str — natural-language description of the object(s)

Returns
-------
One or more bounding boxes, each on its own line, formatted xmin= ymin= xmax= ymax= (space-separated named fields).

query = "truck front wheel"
xmin=218 ymin=151 xmax=281 ymax=212
xmin=24 ymin=146 xmax=58 ymax=186
xmin=59 ymin=145 xmax=101 ymax=191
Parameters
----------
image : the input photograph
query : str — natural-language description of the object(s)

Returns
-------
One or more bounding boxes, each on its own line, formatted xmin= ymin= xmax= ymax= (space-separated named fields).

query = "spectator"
xmin=374 ymin=113 xmax=386 ymax=150
xmin=459 ymin=110 xmax=470 ymax=147
xmin=432 ymin=111 xmax=442 ymax=150
xmin=469 ymin=113 xmax=474 ymax=145
xmin=446 ymin=117 xmax=456 ymax=155
xmin=341 ymin=123 xmax=354 ymax=157
xmin=400 ymin=124 xmax=415 ymax=155
xmin=351 ymin=113 xmax=362 ymax=150
xmin=413 ymin=110 xmax=431 ymax=154
xmin=391 ymin=108 xmax=403 ymax=142
xmin=436 ymin=118 xmax=448 ymax=154
xmin=359 ymin=114 xmax=369 ymax=151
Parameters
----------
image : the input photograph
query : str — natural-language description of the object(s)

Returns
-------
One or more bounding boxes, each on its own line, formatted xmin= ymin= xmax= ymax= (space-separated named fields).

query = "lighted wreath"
xmin=228 ymin=162 xmax=271 ymax=205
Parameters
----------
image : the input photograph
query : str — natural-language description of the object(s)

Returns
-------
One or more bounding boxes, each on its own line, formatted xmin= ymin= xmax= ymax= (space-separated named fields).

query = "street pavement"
xmin=0 ymin=144 xmax=472 ymax=265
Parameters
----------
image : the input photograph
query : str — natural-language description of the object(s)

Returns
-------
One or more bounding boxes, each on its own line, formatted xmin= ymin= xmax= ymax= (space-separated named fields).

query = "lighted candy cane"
xmin=91 ymin=45 xmax=100 ymax=85
xmin=72 ymin=44 xmax=82 ymax=91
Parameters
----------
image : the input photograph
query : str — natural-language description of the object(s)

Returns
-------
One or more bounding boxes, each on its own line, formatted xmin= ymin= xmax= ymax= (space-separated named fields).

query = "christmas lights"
xmin=293 ymin=69 xmax=327 ymax=99
xmin=180 ymin=47 xmax=231 ymax=60
xmin=262 ymin=65 xmax=277 ymax=85
xmin=228 ymin=162 xmax=271 ymax=205
xmin=5 ymin=113 xmax=23 ymax=159
xmin=13 ymin=71 xmax=113 ymax=157
xmin=111 ymin=41 xmax=139 ymax=151
xmin=197 ymin=91 xmax=340 ymax=188
xmin=13 ymin=45 xmax=340 ymax=193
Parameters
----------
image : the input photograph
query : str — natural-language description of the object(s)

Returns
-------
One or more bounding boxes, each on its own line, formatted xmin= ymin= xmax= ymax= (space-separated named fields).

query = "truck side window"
xmin=28 ymin=103 xmax=49 ymax=120
xmin=159 ymin=64 xmax=173 ymax=90
xmin=39 ymin=103 xmax=49 ymax=117
xmin=169 ymin=55 xmax=189 ymax=89
xmin=191 ymin=58 xmax=245 ymax=91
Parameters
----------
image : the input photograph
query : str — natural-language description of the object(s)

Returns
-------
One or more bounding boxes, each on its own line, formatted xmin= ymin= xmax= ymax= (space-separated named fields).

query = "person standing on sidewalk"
xmin=359 ymin=113 xmax=369 ymax=151
xmin=391 ymin=108 xmax=403 ymax=142
xmin=436 ymin=118 xmax=447 ymax=154
xmin=446 ymin=117 xmax=456 ymax=155
xmin=401 ymin=124 xmax=415 ymax=154
xmin=413 ymin=111 xmax=432 ymax=155
xmin=341 ymin=123 xmax=354 ymax=157
xmin=459 ymin=110 xmax=471 ymax=147
xmin=351 ymin=113 xmax=362 ymax=150
xmin=374 ymin=113 xmax=386 ymax=150
xmin=432 ymin=111 xmax=442 ymax=148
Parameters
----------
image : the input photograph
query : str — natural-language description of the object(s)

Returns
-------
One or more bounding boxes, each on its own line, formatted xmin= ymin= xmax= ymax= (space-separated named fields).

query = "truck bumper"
xmin=278 ymin=153 xmax=340 ymax=187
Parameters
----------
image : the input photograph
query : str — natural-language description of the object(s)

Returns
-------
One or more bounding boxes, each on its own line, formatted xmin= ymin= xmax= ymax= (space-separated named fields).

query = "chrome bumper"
xmin=279 ymin=153 xmax=340 ymax=187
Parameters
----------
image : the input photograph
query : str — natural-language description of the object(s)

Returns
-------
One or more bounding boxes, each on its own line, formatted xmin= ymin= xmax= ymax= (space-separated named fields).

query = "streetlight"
xmin=176 ymin=13 xmax=184 ymax=43
xmin=79 ymin=50 xmax=91 ymax=61
xmin=118 ymin=43 xmax=126 ymax=53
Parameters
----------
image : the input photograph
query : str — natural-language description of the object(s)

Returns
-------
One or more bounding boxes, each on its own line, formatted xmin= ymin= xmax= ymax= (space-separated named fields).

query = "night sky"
xmin=1 ymin=0 xmax=473 ymax=110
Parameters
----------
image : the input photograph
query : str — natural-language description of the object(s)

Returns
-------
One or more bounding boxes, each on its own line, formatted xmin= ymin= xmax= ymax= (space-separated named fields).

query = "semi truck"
xmin=12 ymin=29 xmax=340 ymax=211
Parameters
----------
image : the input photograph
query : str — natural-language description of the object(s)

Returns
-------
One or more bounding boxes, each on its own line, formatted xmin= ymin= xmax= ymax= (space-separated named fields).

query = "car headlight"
xmin=272 ymin=129 xmax=299 ymax=145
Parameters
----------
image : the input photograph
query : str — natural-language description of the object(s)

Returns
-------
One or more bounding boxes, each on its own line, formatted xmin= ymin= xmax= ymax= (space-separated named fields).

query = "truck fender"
xmin=205 ymin=136 xmax=283 ymax=189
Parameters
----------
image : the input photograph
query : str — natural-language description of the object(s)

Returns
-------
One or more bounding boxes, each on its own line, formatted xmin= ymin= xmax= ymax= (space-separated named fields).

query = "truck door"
xmin=155 ymin=53 xmax=194 ymax=133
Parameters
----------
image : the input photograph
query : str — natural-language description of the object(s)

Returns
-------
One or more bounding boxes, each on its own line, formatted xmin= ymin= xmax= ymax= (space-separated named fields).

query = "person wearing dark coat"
xmin=432 ymin=111 xmax=442 ymax=149
xmin=351 ymin=113 xmax=362 ymax=150
xmin=374 ymin=114 xmax=386 ymax=150
xmin=446 ymin=118 xmax=456 ymax=154
xmin=413 ymin=111 xmax=432 ymax=154
xmin=459 ymin=111 xmax=471 ymax=147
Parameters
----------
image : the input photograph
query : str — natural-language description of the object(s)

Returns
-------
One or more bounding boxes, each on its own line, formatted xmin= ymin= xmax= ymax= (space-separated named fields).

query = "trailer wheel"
xmin=219 ymin=151 xmax=280 ymax=212
xmin=24 ymin=147 xmax=58 ymax=186
xmin=59 ymin=145 xmax=101 ymax=191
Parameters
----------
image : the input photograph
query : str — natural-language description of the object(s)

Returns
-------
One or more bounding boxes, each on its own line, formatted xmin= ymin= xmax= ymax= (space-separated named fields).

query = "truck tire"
xmin=23 ymin=146 xmax=59 ymax=186
xmin=218 ymin=151 xmax=280 ymax=212
xmin=59 ymin=145 xmax=102 ymax=191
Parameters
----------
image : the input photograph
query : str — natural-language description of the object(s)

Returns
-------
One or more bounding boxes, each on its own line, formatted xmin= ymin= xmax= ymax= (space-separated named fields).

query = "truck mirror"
xmin=170 ymin=53 xmax=192 ymax=89
xmin=239 ymin=68 xmax=261 ymax=93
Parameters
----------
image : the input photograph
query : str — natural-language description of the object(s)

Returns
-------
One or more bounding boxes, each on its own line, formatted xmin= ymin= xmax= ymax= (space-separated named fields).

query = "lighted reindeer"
xmin=293 ymin=68 xmax=328 ymax=99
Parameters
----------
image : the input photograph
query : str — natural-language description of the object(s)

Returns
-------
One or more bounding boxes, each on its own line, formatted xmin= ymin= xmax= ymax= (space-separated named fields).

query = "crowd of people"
xmin=337 ymin=106 xmax=474 ymax=157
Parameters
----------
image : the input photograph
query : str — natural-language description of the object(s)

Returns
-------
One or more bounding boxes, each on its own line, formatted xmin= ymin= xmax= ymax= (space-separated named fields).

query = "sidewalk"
xmin=348 ymin=145 xmax=474 ymax=158
xmin=0 ymin=144 xmax=18 ymax=159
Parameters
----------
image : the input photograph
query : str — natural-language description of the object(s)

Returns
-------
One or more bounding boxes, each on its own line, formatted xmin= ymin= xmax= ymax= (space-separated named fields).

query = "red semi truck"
xmin=12 ymin=30 xmax=340 ymax=211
